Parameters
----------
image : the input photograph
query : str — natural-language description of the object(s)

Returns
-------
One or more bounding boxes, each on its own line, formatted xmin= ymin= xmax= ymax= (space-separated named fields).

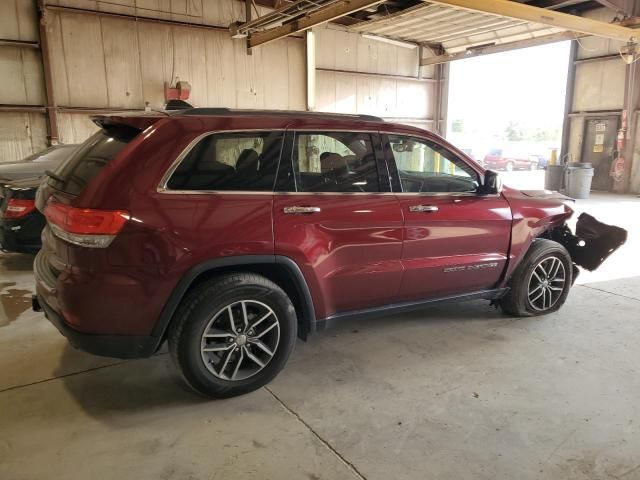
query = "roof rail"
xmin=175 ymin=108 xmax=384 ymax=122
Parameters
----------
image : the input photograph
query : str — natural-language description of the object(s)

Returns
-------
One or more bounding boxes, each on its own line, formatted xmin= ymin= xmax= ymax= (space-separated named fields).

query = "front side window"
xmin=388 ymin=135 xmax=479 ymax=193
xmin=167 ymin=131 xmax=284 ymax=191
xmin=293 ymin=132 xmax=379 ymax=192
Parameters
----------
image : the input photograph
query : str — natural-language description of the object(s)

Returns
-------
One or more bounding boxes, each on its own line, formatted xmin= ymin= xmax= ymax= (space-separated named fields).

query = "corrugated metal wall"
xmin=565 ymin=8 xmax=627 ymax=164
xmin=0 ymin=0 xmax=307 ymax=162
xmin=47 ymin=9 xmax=305 ymax=143
xmin=0 ymin=1 xmax=48 ymax=163
xmin=0 ymin=0 xmax=433 ymax=164
xmin=315 ymin=24 xmax=435 ymax=128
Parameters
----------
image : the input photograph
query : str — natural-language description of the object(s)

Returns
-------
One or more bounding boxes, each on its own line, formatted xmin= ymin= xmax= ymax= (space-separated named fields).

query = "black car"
xmin=0 ymin=177 xmax=45 ymax=253
xmin=0 ymin=144 xmax=78 ymax=182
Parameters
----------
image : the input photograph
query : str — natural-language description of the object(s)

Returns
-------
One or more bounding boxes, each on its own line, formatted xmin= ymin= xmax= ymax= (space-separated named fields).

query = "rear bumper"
xmin=34 ymin=294 xmax=159 ymax=359
xmin=0 ymin=216 xmax=43 ymax=253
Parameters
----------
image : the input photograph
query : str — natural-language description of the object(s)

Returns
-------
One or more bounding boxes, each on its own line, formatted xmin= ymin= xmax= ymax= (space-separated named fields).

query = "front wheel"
xmin=500 ymin=239 xmax=572 ymax=316
xmin=168 ymin=273 xmax=297 ymax=398
xmin=505 ymin=161 xmax=514 ymax=172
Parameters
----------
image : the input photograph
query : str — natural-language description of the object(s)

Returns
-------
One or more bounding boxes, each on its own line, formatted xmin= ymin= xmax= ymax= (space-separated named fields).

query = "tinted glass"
xmin=167 ymin=131 xmax=284 ymax=192
xmin=52 ymin=126 xmax=138 ymax=196
xmin=36 ymin=145 xmax=77 ymax=163
xmin=293 ymin=132 xmax=379 ymax=192
xmin=388 ymin=135 xmax=479 ymax=193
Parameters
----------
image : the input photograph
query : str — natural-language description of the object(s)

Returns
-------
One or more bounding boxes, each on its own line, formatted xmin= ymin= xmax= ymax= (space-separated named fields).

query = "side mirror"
xmin=479 ymin=170 xmax=502 ymax=195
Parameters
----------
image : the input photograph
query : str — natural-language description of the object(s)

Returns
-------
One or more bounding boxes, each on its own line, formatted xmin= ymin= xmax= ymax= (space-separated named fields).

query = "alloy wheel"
xmin=200 ymin=300 xmax=280 ymax=381
xmin=527 ymin=256 xmax=566 ymax=311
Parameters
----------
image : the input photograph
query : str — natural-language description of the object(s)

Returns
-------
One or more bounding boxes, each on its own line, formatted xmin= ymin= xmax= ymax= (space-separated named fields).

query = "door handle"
xmin=409 ymin=205 xmax=439 ymax=213
xmin=283 ymin=206 xmax=321 ymax=214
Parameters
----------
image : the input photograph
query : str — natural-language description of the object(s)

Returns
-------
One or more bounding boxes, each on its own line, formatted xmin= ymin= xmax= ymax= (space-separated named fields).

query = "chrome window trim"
xmin=157 ymin=129 xmax=286 ymax=194
xmin=156 ymin=127 xmax=495 ymax=198
xmin=155 ymin=190 xmax=499 ymax=197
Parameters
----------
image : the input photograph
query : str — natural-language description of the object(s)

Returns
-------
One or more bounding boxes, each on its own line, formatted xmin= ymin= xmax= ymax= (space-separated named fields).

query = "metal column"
xmin=37 ymin=0 xmax=59 ymax=145
xmin=560 ymin=39 xmax=578 ymax=165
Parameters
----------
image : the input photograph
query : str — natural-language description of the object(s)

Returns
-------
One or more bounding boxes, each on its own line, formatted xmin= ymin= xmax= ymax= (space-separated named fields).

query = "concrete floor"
xmin=1 ymin=192 xmax=639 ymax=480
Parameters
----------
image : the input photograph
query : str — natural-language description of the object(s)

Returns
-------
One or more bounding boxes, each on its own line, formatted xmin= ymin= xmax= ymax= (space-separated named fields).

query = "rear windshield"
xmin=50 ymin=125 xmax=138 ymax=195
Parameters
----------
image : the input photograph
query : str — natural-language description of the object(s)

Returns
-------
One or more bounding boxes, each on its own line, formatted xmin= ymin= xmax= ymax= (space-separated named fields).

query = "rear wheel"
xmin=168 ymin=273 xmax=297 ymax=398
xmin=505 ymin=161 xmax=514 ymax=172
xmin=529 ymin=161 xmax=538 ymax=171
xmin=500 ymin=239 xmax=572 ymax=316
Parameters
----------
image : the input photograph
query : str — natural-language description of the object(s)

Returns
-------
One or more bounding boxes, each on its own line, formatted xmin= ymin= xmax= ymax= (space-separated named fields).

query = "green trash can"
xmin=566 ymin=162 xmax=594 ymax=199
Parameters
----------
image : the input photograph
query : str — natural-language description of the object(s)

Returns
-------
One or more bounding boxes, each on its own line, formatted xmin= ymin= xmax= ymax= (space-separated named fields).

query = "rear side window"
xmin=166 ymin=131 xmax=284 ymax=192
xmin=51 ymin=126 xmax=138 ymax=196
xmin=293 ymin=132 xmax=379 ymax=192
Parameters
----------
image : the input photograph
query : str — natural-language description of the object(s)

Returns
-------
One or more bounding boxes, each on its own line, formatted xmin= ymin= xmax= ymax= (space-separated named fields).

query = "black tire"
xmin=500 ymin=239 xmax=572 ymax=317
xmin=505 ymin=161 xmax=515 ymax=172
xmin=168 ymin=273 xmax=297 ymax=398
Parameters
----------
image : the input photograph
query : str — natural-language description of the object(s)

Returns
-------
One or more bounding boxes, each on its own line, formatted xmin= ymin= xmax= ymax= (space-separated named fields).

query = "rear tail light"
xmin=44 ymin=199 xmax=130 ymax=248
xmin=2 ymin=199 xmax=36 ymax=219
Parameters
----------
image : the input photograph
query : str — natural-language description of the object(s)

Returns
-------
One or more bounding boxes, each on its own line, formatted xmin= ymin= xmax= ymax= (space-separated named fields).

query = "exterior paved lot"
xmin=1 ymin=193 xmax=639 ymax=480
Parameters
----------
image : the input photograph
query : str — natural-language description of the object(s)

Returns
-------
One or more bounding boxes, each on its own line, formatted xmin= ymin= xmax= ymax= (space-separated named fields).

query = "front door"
xmin=580 ymin=117 xmax=619 ymax=191
xmin=273 ymin=131 xmax=404 ymax=320
xmin=384 ymin=134 xmax=512 ymax=301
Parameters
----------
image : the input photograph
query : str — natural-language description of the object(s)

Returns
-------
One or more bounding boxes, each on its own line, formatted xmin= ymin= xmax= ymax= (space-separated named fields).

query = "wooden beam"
xmin=248 ymin=0 xmax=385 ymax=47
xmin=424 ymin=0 xmax=637 ymax=43
xmin=420 ymin=31 xmax=579 ymax=66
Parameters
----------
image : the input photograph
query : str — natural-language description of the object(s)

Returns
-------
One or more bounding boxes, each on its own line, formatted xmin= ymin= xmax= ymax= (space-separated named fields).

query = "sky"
xmin=446 ymin=41 xmax=571 ymax=149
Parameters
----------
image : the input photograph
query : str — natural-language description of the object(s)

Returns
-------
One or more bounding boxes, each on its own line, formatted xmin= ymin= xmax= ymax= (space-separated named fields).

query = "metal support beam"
xmin=37 ymin=0 xmax=59 ymax=145
xmin=573 ymin=53 xmax=619 ymax=64
xmin=420 ymin=31 xmax=578 ymax=66
xmin=560 ymin=40 xmax=578 ymax=165
xmin=316 ymin=67 xmax=437 ymax=82
xmin=45 ymin=4 xmax=229 ymax=33
xmin=425 ymin=0 xmax=638 ymax=43
xmin=0 ymin=104 xmax=46 ymax=113
xmin=0 ymin=39 xmax=40 ymax=49
xmin=248 ymin=0 xmax=385 ymax=47
xmin=594 ymin=0 xmax=635 ymax=16
xmin=614 ymin=49 xmax=640 ymax=192
xmin=245 ymin=0 xmax=253 ymax=55
xmin=306 ymin=30 xmax=316 ymax=111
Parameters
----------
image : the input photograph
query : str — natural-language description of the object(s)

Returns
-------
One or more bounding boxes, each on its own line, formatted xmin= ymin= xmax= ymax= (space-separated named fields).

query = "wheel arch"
xmin=150 ymin=255 xmax=316 ymax=350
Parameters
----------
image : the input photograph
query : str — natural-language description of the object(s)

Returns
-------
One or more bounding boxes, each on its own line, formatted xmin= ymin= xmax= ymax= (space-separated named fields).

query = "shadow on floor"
xmin=55 ymin=346 xmax=208 ymax=421
xmin=54 ymin=299 xmax=512 ymax=422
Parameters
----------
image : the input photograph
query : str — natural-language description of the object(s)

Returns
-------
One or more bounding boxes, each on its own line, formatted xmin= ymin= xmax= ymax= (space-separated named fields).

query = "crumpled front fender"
xmin=549 ymin=213 xmax=627 ymax=271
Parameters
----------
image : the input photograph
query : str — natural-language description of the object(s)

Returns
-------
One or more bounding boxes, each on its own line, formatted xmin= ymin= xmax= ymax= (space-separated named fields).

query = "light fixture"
xmin=361 ymin=33 xmax=417 ymax=49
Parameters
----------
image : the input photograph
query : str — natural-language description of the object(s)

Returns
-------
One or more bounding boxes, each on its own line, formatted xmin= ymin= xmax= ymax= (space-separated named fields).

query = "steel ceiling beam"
xmin=247 ymin=0 xmax=385 ymax=47
xmin=593 ymin=0 xmax=636 ymax=16
xmin=419 ymin=30 xmax=580 ymax=65
xmin=424 ymin=0 xmax=638 ymax=43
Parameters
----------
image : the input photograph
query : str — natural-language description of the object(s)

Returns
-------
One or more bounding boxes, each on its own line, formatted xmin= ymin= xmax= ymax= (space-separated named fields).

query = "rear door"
xmin=384 ymin=134 xmax=512 ymax=301
xmin=273 ymin=130 xmax=404 ymax=320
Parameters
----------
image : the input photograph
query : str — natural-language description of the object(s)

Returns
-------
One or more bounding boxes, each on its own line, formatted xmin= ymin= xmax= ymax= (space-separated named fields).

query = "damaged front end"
xmin=547 ymin=213 xmax=628 ymax=272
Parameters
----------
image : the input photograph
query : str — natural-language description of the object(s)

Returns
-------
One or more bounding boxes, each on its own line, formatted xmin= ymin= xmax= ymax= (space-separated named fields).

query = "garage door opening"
xmin=446 ymin=41 xmax=572 ymax=190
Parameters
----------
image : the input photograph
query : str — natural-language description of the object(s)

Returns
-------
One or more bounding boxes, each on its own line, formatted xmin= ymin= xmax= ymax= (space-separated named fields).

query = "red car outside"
xmin=32 ymin=109 xmax=626 ymax=398
xmin=483 ymin=147 xmax=540 ymax=171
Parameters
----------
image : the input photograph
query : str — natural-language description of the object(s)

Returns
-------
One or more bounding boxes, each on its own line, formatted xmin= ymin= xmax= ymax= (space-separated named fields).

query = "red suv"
xmin=32 ymin=109 xmax=625 ymax=398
